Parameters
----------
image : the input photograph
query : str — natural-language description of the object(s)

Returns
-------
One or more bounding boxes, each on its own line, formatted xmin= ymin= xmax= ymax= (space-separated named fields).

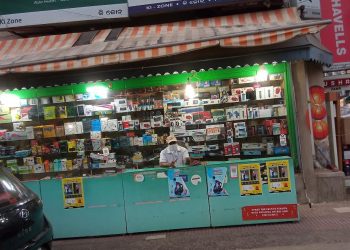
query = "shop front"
xmin=0 ymin=7 xmax=331 ymax=238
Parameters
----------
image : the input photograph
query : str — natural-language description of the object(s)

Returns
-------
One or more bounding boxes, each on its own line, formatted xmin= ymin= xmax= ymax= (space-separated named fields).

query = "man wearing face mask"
xmin=159 ymin=135 xmax=190 ymax=168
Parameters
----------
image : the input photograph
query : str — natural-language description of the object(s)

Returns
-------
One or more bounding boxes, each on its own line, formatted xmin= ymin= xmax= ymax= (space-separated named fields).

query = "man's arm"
xmin=160 ymin=161 xmax=175 ymax=167
xmin=183 ymin=149 xmax=190 ymax=165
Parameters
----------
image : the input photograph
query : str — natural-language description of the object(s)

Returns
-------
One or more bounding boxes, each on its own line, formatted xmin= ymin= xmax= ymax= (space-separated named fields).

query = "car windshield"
xmin=0 ymin=167 xmax=30 ymax=209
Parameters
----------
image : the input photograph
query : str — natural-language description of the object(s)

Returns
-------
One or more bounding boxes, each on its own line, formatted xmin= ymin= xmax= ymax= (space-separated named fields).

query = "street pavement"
xmin=53 ymin=201 xmax=350 ymax=250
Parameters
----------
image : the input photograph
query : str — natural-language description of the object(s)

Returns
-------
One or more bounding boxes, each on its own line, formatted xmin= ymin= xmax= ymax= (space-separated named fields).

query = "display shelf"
xmin=0 ymin=138 xmax=31 ymax=143
xmin=0 ymin=155 xmax=26 ymax=159
xmin=231 ymin=79 xmax=283 ymax=87
xmin=115 ymin=108 xmax=164 ymax=114
xmin=14 ymin=167 xmax=122 ymax=181
xmin=167 ymin=97 xmax=284 ymax=110
xmin=27 ymin=145 xmax=165 ymax=158
xmin=234 ymin=134 xmax=287 ymax=139
xmin=247 ymin=115 xmax=287 ymax=120
xmin=8 ymin=108 xmax=165 ymax=125
xmin=74 ymin=97 xmax=115 ymax=104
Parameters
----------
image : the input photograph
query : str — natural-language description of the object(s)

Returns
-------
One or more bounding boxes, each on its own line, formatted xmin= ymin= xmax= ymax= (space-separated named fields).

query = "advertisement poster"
xmin=266 ymin=160 xmax=291 ymax=193
xmin=238 ymin=163 xmax=262 ymax=196
xmin=207 ymin=167 xmax=228 ymax=196
xmin=320 ymin=0 xmax=350 ymax=68
xmin=0 ymin=0 xmax=128 ymax=29
xmin=62 ymin=177 xmax=85 ymax=209
xmin=260 ymin=163 xmax=268 ymax=184
xmin=168 ymin=169 xmax=190 ymax=198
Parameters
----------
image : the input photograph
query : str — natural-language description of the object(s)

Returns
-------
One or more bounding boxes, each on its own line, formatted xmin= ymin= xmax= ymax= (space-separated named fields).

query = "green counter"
xmin=23 ymin=180 xmax=41 ymax=199
xmin=22 ymin=157 xmax=298 ymax=238
xmin=206 ymin=157 xmax=298 ymax=227
xmin=122 ymin=166 xmax=211 ymax=233
xmin=40 ymin=175 xmax=126 ymax=238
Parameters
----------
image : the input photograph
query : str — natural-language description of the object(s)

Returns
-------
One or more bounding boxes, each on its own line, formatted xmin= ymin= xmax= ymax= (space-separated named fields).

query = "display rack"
xmin=0 ymin=64 xmax=294 ymax=179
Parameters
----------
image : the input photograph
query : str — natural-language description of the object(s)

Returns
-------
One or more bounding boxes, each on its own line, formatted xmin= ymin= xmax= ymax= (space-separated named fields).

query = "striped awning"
xmin=0 ymin=7 xmax=329 ymax=75
xmin=0 ymin=33 xmax=80 ymax=61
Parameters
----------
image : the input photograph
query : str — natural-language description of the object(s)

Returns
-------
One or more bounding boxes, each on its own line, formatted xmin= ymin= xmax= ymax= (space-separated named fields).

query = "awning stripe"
xmin=0 ymin=33 xmax=80 ymax=60
xmin=92 ymin=29 xmax=112 ymax=44
xmin=219 ymin=24 xmax=326 ymax=47
xmin=0 ymin=8 xmax=329 ymax=75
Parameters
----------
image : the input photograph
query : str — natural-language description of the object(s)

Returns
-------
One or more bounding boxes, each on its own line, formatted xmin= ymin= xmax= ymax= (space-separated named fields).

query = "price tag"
xmin=206 ymin=127 xmax=221 ymax=135
xmin=102 ymin=147 xmax=109 ymax=156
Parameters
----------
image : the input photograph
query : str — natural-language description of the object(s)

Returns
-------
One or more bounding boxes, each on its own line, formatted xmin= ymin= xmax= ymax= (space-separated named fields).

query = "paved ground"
xmin=53 ymin=201 xmax=350 ymax=250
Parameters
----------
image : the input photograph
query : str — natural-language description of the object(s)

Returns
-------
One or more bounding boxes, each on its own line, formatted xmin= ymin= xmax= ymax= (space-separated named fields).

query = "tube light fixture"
xmin=185 ymin=84 xmax=196 ymax=99
xmin=256 ymin=65 xmax=269 ymax=82
xmin=86 ymin=85 xmax=109 ymax=99
xmin=0 ymin=93 xmax=21 ymax=107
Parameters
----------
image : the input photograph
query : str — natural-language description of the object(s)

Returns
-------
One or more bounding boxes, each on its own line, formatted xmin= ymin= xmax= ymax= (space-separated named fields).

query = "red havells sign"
xmin=320 ymin=0 xmax=350 ymax=64
xmin=242 ymin=204 xmax=298 ymax=220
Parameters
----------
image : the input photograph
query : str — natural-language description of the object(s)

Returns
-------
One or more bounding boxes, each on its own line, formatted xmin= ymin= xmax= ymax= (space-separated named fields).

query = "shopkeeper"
xmin=159 ymin=135 xmax=190 ymax=167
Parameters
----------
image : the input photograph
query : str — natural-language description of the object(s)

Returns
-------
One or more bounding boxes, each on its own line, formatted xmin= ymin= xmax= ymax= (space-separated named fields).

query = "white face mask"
xmin=168 ymin=144 xmax=178 ymax=152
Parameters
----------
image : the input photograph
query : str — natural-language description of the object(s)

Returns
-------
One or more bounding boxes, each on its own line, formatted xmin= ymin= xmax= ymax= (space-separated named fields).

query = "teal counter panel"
xmin=123 ymin=167 xmax=210 ymax=233
xmin=23 ymin=180 xmax=41 ymax=199
xmin=40 ymin=175 xmax=126 ymax=239
xmin=207 ymin=157 xmax=299 ymax=227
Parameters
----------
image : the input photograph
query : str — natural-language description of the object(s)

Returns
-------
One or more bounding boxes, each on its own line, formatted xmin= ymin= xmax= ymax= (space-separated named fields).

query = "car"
xmin=0 ymin=167 xmax=53 ymax=250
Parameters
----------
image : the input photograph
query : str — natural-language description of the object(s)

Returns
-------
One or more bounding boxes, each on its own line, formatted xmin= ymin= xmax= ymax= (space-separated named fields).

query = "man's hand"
xmin=169 ymin=160 xmax=176 ymax=168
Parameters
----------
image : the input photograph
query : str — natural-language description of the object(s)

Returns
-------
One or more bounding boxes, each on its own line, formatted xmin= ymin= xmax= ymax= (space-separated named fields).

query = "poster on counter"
xmin=168 ymin=169 xmax=190 ymax=198
xmin=238 ymin=163 xmax=262 ymax=196
xmin=260 ymin=163 xmax=268 ymax=184
xmin=207 ymin=167 xmax=228 ymax=196
xmin=62 ymin=177 xmax=85 ymax=209
xmin=266 ymin=160 xmax=291 ymax=193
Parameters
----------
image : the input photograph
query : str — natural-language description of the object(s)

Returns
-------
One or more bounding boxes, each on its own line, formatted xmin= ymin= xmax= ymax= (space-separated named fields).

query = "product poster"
xmin=239 ymin=163 xmax=262 ymax=196
xmin=266 ymin=160 xmax=291 ymax=193
xmin=168 ymin=169 xmax=190 ymax=198
xmin=62 ymin=177 xmax=85 ymax=209
xmin=260 ymin=163 xmax=268 ymax=184
xmin=207 ymin=167 xmax=228 ymax=196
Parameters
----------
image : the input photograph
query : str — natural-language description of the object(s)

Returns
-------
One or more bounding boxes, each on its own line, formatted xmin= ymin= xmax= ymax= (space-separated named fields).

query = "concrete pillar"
xmin=305 ymin=62 xmax=333 ymax=167
xmin=326 ymin=100 xmax=339 ymax=169
xmin=291 ymin=61 xmax=318 ymax=202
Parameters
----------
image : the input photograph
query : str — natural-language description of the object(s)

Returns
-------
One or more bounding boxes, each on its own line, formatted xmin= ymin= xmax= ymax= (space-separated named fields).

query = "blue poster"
xmin=168 ymin=169 xmax=190 ymax=198
xmin=207 ymin=167 xmax=228 ymax=196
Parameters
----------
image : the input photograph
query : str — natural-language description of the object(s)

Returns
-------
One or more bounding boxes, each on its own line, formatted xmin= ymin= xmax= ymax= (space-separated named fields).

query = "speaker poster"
xmin=62 ymin=177 xmax=85 ymax=208
xmin=168 ymin=169 xmax=190 ymax=198
xmin=239 ymin=163 xmax=262 ymax=196
xmin=266 ymin=160 xmax=291 ymax=193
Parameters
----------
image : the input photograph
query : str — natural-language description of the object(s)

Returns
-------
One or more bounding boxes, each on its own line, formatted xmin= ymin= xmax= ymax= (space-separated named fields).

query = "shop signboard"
xmin=128 ymin=0 xmax=267 ymax=16
xmin=0 ymin=0 xmax=128 ymax=29
xmin=324 ymin=77 xmax=350 ymax=93
xmin=320 ymin=0 xmax=350 ymax=71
